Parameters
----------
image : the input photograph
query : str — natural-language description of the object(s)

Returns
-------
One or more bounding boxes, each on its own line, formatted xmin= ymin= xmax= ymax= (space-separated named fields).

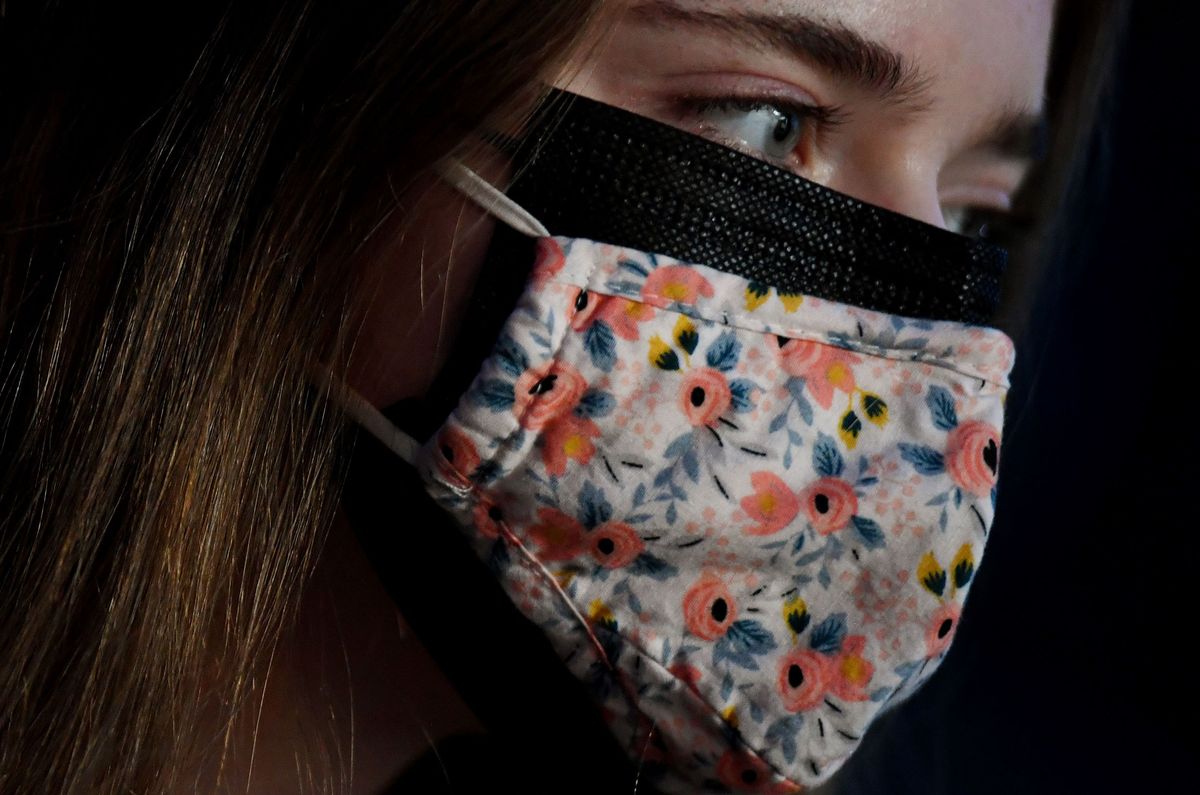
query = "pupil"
xmin=690 ymin=386 xmax=706 ymax=407
xmin=741 ymin=770 xmax=758 ymax=784
xmin=982 ymin=438 xmax=998 ymax=475
xmin=787 ymin=663 xmax=804 ymax=688
xmin=938 ymin=618 xmax=954 ymax=639
xmin=440 ymin=444 xmax=454 ymax=462
xmin=574 ymin=290 xmax=589 ymax=311
xmin=530 ymin=374 xmax=558 ymax=395
xmin=710 ymin=597 xmax=728 ymax=623
xmin=813 ymin=493 xmax=830 ymax=514
xmin=772 ymin=110 xmax=794 ymax=143
xmin=597 ymin=537 xmax=615 ymax=555
xmin=487 ymin=506 xmax=503 ymax=521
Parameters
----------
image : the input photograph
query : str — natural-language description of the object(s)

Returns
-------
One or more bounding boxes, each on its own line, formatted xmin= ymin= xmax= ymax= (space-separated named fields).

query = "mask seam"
xmin=590 ymin=620 xmax=811 ymax=789
xmin=552 ymin=270 xmax=1011 ymax=390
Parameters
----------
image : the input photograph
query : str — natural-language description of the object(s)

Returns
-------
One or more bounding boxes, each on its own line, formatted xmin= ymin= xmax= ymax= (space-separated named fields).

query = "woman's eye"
xmin=679 ymin=98 xmax=815 ymax=163
xmin=941 ymin=205 xmax=1029 ymax=244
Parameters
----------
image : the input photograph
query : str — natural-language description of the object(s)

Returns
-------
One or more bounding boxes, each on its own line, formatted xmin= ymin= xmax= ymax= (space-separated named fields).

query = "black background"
xmin=832 ymin=5 xmax=1196 ymax=793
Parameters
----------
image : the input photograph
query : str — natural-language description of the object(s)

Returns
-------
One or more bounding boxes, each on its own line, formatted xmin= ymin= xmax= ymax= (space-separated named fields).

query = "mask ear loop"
xmin=433 ymin=159 xmax=549 ymax=238
xmin=317 ymin=159 xmax=551 ymax=466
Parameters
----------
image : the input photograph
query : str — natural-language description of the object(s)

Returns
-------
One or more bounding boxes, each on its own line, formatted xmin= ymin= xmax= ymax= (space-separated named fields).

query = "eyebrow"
xmin=630 ymin=0 xmax=1047 ymax=159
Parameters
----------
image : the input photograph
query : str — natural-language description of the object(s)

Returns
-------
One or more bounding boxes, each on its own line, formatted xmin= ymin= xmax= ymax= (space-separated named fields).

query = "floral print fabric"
xmin=416 ymin=236 xmax=1015 ymax=792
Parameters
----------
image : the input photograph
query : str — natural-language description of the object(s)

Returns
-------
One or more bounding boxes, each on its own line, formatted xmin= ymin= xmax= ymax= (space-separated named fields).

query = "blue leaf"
xmin=795 ymin=393 xmax=814 ymax=425
xmin=813 ymin=433 xmax=845 ymax=478
xmin=492 ymin=334 xmax=528 ymax=377
xmin=939 ymin=507 xmax=948 ymax=531
xmin=782 ymin=446 xmax=792 ymax=470
xmin=664 ymin=432 xmax=694 ymax=460
xmin=720 ymin=673 xmax=734 ymax=701
xmin=705 ymin=332 xmax=742 ymax=372
xmin=665 ymin=501 xmax=678 ymax=525
xmin=618 ymin=258 xmax=650 ymax=277
xmin=927 ymin=385 xmax=959 ymax=431
xmin=785 ymin=377 xmax=807 ymax=403
xmin=857 ymin=476 xmax=879 ymax=486
xmin=583 ymin=321 xmax=617 ymax=372
xmin=729 ymin=379 xmax=757 ymax=412
xmin=529 ymin=333 xmax=552 ymax=350
xmin=925 ymin=493 xmax=949 ymax=506
xmin=682 ymin=449 xmax=700 ymax=483
xmin=781 ymin=734 xmax=797 ymax=765
xmin=628 ymin=591 xmax=644 ymax=614
xmin=818 ymin=566 xmax=831 ymax=588
xmin=749 ymin=701 xmax=764 ymax=723
xmin=653 ymin=467 xmax=673 ymax=488
xmin=712 ymin=637 xmax=760 ymax=671
xmin=787 ymin=428 xmax=804 ymax=445
xmin=893 ymin=337 xmax=930 ymax=350
xmin=471 ymin=379 xmax=515 ymax=411
xmin=604 ymin=279 xmax=643 ymax=295
xmin=576 ymin=388 xmax=616 ymax=418
xmin=894 ymin=660 xmax=922 ymax=679
xmin=809 ymin=613 xmax=848 ymax=654
xmin=624 ymin=513 xmax=653 ymax=524
xmin=725 ymin=619 xmax=778 ymax=656
xmin=632 ymin=482 xmax=646 ymax=507
xmin=578 ymin=481 xmax=612 ymax=528
xmin=954 ymin=487 xmax=963 ymax=508
xmin=870 ymin=687 xmax=893 ymax=703
xmin=630 ymin=553 xmax=678 ymax=580
xmin=791 ymin=534 xmax=806 ymax=554
xmin=851 ymin=515 xmax=887 ymax=549
xmin=769 ymin=411 xmax=788 ymax=433
xmin=669 ymin=482 xmax=688 ymax=500
xmin=898 ymin=443 xmax=946 ymax=475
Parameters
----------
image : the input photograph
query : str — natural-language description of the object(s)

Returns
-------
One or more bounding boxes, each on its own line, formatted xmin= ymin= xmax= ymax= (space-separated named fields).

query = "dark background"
xmin=832 ymin=5 xmax=1196 ymax=793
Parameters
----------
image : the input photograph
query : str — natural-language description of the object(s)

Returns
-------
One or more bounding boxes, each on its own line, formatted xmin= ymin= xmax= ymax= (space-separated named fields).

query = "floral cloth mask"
xmin=336 ymin=92 xmax=1016 ymax=793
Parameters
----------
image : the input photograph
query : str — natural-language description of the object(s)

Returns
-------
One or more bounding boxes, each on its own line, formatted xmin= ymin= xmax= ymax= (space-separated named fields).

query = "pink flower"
xmin=526 ymin=507 xmax=586 ymax=562
xmin=798 ymin=477 xmax=858 ymax=535
xmin=668 ymin=661 xmax=703 ymax=699
xmin=588 ymin=521 xmax=644 ymax=568
xmin=434 ymin=426 xmax=480 ymax=489
xmin=827 ymin=635 xmax=875 ymax=702
xmin=740 ymin=471 xmax=800 ymax=536
xmin=472 ymin=499 xmax=505 ymax=540
xmin=777 ymin=648 xmax=833 ymax=712
xmin=776 ymin=339 xmax=863 ymax=410
xmin=679 ymin=367 xmax=731 ymax=427
xmin=529 ymin=237 xmax=565 ymax=287
xmin=597 ymin=297 xmax=656 ymax=340
xmin=642 ymin=266 xmax=714 ymax=307
xmin=512 ymin=361 xmax=587 ymax=430
xmin=567 ymin=287 xmax=603 ymax=331
xmin=541 ymin=414 xmax=601 ymax=476
xmin=682 ymin=573 xmax=737 ymax=641
xmin=715 ymin=749 xmax=799 ymax=793
xmin=945 ymin=420 xmax=1000 ymax=496
xmin=925 ymin=601 xmax=962 ymax=657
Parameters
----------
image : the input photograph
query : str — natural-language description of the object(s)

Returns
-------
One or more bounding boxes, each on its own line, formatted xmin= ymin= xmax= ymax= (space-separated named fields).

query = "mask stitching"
xmin=551 ymin=241 xmax=1013 ymax=389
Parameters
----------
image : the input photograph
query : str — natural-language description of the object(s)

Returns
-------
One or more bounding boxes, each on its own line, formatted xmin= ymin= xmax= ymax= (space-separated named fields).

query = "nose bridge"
xmin=828 ymin=151 xmax=946 ymax=230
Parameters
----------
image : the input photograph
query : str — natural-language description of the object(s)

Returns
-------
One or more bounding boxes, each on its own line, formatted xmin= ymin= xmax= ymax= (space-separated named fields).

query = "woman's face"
xmin=347 ymin=0 xmax=1054 ymax=408
xmin=560 ymin=0 xmax=1055 ymax=230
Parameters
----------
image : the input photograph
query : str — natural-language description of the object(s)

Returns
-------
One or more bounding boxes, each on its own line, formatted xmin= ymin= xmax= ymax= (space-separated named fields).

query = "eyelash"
xmin=668 ymin=93 xmax=845 ymax=167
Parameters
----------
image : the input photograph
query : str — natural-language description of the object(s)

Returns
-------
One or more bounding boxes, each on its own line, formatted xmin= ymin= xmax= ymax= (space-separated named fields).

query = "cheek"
xmin=346 ymin=155 xmax=511 ymax=408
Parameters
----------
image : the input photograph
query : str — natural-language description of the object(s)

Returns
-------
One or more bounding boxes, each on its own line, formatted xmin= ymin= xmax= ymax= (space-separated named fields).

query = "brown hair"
xmin=0 ymin=3 xmax=601 ymax=792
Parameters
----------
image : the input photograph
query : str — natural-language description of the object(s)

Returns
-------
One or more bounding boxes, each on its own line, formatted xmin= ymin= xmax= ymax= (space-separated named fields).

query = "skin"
xmin=242 ymin=2 xmax=1055 ymax=791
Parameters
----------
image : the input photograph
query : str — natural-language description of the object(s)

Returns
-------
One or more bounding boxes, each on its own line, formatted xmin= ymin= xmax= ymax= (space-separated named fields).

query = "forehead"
xmin=634 ymin=0 xmax=1056 ymax=127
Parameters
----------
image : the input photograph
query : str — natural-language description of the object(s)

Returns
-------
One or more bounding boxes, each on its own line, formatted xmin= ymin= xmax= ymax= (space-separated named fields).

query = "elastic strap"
xmin=310 ymin=368 xmax=422 ymax=465
xmin=434 ymin=160 xmax=549 ymax=238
